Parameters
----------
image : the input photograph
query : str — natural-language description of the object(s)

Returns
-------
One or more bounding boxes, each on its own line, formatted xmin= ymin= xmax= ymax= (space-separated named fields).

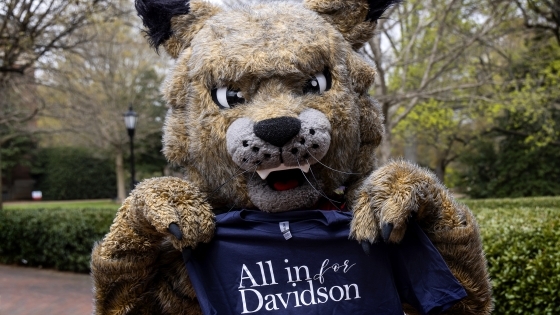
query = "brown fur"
xmin=92 ymin=0 xmax=492 ymax=313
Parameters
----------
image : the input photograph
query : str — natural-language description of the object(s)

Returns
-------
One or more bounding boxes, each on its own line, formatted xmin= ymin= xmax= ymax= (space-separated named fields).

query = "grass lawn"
xmin=3 ymin=199 xmax=120 ymax=210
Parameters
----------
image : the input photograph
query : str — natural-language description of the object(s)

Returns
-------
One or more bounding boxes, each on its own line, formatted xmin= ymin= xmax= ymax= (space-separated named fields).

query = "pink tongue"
xmin=273 ymin=180 xmax=299 ymax=191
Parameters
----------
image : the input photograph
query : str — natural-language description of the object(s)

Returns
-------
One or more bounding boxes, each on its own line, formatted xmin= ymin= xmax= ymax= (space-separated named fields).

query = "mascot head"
xmin=136 ymin=0 xmax=397 ymax=212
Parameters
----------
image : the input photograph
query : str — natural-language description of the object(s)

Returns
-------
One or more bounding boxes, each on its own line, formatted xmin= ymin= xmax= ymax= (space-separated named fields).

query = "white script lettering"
xmin=313 ymin=259 xmax=356 ymax=284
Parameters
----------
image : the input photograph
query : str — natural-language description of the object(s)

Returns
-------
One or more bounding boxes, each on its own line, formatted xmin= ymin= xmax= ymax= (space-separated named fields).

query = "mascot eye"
xmin=211 ymin=87 xmax=245 ymax=109
xmin=303 ymin=69 xmax=332 ymax=94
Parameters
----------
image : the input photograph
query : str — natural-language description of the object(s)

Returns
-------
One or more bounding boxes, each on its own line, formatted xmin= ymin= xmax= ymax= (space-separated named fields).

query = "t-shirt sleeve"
xmin=388 ymin=221 xmax=467 ymax=315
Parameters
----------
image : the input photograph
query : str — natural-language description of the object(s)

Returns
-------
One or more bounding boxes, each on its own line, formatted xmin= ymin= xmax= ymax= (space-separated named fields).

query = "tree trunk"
xmin=435 ymin=156 xmax=446 ymax=183
xmin=0 ymin=148 xmax=3 ymax=210
xmin=115 ymin=150 xmax=126 ymax=203
xmin=404 ymin=133 xmax=418 ymax=164
xmin=379 ymin=129 xmax=393 ymax=166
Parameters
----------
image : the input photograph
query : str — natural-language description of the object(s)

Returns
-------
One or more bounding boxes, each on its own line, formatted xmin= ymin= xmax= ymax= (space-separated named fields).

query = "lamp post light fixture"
xmin=123 ymin=106 xmax=138 ymax=191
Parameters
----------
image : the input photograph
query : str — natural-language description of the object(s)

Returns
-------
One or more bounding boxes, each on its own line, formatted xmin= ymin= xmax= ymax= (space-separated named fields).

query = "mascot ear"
xmin=135 ymin=0 xmax=220 ymax=58
xmin=304 ymin=0 xmax=401 ymax=49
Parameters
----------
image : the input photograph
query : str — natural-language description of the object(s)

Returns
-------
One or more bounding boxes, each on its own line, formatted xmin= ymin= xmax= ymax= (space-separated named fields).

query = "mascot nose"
xmin=253 ymin=117 xmax=301 ymax=147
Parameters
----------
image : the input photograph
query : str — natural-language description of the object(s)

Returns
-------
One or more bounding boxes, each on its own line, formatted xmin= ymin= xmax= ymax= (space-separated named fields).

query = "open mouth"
xmin=266 ymin=168 xmax=307 ymax=191
xmin=255 ymin=163 xmax=311 ymax=191
xmin=245 ymin=162 xmax=321 ymax=211
xmin=256 ymin=163 xmax=310 ymax=179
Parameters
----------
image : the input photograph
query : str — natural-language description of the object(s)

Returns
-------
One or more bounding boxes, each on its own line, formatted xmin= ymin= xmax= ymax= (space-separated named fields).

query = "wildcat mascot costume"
xmin=91 ymin=0 xmax=492 ymax=314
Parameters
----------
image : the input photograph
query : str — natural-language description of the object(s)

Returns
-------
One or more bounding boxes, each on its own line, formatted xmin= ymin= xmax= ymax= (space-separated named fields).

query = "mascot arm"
xmin=350 ymin=160 xmax=492 ymax=315
xmin=91 ymin=176 xmax=214 ymax=315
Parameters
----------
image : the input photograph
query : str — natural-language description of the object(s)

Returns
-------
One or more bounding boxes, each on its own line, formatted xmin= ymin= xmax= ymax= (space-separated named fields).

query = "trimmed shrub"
xmin=466 ymin=197 xmax=560 ymax=314
xmin=0 ymin=207 xmax=116 ymax=272
xmin=32 ymin=147 xmax=117 ymax=200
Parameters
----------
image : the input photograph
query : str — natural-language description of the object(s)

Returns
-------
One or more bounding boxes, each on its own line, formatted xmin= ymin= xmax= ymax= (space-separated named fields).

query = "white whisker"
xmin=216 ymin=202 xmax=241 ymax=223
xmin=296 ymin=159 xmax=342 ymax=209
xmin=304 ymin=148 xmax=361 ymax=175
xmin=204 ymin=162 xmax=260 ymax=202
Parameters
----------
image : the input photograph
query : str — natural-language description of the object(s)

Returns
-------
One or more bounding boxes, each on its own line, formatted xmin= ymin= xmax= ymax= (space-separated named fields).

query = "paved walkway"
xmin=0 ymin=265 xmax=93 ymax=315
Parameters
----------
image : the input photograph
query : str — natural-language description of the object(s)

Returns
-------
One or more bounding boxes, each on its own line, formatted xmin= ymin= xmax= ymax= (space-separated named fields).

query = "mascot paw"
xmin=130 ymin=177 xmax=216 ymax=251
xmin=168 ymin=223 xmax=195 ymax=262
xmin=350 ymin=160 xmax=437 ymax=245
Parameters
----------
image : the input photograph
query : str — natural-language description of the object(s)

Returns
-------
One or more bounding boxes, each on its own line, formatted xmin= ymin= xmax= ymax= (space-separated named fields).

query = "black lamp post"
xmin=124 ymin=106 xmax=138 ymax=191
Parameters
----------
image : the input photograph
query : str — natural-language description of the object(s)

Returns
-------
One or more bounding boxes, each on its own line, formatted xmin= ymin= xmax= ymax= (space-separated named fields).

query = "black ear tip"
xmin=135 ymin=0 xmax=191 ymax=49
xmin=366 ymin=0 xmax=402 ymax=22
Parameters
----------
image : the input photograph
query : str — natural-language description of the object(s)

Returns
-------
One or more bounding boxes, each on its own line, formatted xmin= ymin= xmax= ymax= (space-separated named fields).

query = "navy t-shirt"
xmin=185 ymin=210 xmax=466 ymax=315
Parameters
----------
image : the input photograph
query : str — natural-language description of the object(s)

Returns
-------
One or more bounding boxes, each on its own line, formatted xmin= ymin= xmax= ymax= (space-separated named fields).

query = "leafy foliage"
xmin=0 ymin=0 xmax=120 ymax=152
xmin=466 ymin=197 xmax=560 ymax=314
xmin=39 ymin=20 xmax=168 ymax=201
xmin=392 ymin=98 xmax=478 ymax=182
xmin=0 ymin=207 xmax=117 ymax=272
xmin=0 ymin=135 xmax=35 ymax=181
xmin=0 ymin=0 xmax=117 ymax=76
xmin=133 ymin=130 xmax=167 ymax=179
xmin=459 ymin=40 xmax=560 ymax=198
xmin=32 ymin=147 xmax=117 ymax=200
xmin=365 ymin=0 xmax=513 ymax=163
xmin=501 ymin=41 xmax=560 ymax=148
xmin=460 ymin=134 xmax=560 ymax=198
xmin=513 ymin=0 xmax=560 ymax=44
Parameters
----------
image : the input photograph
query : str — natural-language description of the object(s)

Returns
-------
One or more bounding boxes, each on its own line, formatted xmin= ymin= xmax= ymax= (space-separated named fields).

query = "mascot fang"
xmin=91 ymin=0 xmax=493 ymax=314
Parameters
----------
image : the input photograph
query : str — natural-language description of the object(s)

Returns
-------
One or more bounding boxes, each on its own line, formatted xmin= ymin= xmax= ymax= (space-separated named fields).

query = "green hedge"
xmin=459 ymin=128 xmax=560 ymax=199
xmin=0 ymin=198 xmax=559 ymax=314
xmin=466 ymin=197 xmax=560 ymax=314
xmin=32 ymin=147 xmax=117 ymax=200
xmin=0 ymin=207 xmax=116 ymax=272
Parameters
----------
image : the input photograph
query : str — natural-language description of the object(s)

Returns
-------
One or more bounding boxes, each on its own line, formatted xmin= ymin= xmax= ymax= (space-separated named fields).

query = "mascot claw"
xmin=381 ymin=222 xmax=394 ymax=242
xmin=168 ymin=223 xmax=183 ymax=240
xmin=361 ymin=241 xmax=371 ymax=256
xmin=170 ymin=223 xmax=194 ymax=263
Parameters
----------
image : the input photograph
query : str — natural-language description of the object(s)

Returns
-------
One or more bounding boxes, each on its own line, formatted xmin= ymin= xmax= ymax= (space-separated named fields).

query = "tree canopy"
xmin=1 ymin=0 xmax=559 ymax=201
